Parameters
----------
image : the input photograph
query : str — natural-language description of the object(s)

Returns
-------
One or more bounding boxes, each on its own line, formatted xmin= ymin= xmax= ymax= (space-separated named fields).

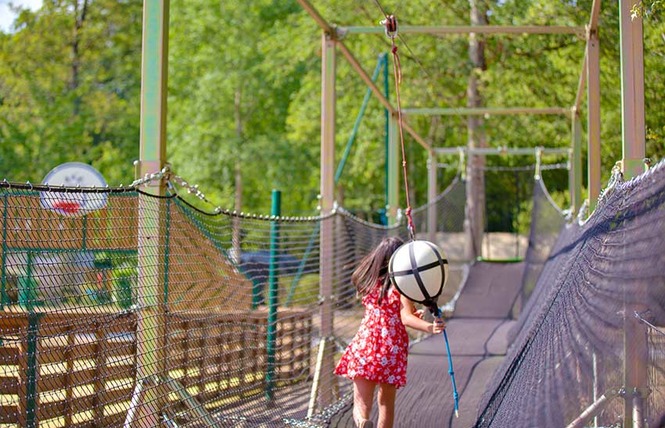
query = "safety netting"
xmin=411 ymin=175 xmax=466 ymax=241
xmin=475 ymin=160 xmax=665 ymax=427
xmin=0 ymin=173 xmax=470 ymax=427
xmin=511 ymin=176 xmax=567 ymax=320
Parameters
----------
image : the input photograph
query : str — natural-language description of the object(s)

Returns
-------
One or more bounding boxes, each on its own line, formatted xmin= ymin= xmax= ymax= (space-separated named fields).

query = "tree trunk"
xmin=70 ymin=0 xmax=88 ymax=116
xmin=464 ymin=0 xmax=488 ymax=260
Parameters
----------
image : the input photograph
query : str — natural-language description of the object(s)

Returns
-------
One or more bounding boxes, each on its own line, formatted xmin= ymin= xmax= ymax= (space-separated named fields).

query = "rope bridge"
xmin=2 ymin=157 xmax=663 ymax=427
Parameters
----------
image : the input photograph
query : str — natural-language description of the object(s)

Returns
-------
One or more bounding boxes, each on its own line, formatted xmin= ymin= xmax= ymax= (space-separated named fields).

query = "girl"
xmin=334 ymin=236 xmax=446 ymax=428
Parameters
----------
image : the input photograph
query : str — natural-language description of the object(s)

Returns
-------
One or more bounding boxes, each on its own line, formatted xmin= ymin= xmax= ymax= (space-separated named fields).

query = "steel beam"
xmin=434 ymin=146 xmax=569 ymax=156
xmin=128 ymin=1 xmax=169 ymax=426
xmin=587 ymin=24 xmax=601 ymax=211
xmin=619 ymin=0 xmax=646 ymax=179
xmin=402 ymin=107 xmax=569 ymax=116
xmin=318 ymin=31 xmax=336 ymax=409
xmin=341 ymin=25 xmax=585 ymax=36
xmin=571 ymin=112 xmax=583 ymax=215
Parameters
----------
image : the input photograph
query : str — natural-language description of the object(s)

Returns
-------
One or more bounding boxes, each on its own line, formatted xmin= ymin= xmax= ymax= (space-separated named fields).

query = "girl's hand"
xmin=431 ymin=318 xmax=445 ymax=334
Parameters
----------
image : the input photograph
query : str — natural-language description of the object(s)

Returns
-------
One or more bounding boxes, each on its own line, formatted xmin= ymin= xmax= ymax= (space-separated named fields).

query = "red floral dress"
xmin=334 ymin=284 xmax=409 ymax=388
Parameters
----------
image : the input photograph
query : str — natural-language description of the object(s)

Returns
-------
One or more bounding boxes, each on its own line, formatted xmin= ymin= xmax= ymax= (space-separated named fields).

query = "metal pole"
xmin=571 ymin=112 xmax=583 ymax=215
xmin=318 ymin=30 xmax=336 ymax=409
xmin=402 ymin=107 xmax=570 ymax=116
xmin=128 ymin=1 xmax=169 ymax=426
xmin=384 ymin=53 xmax=390 ymax=223
xmin=266 ymin=190 xmax=281 ymax=400
xmin=574 ymin=52 xmax=588 ymax=114
xmin=427 ymin=151 xmax=437 ymax=243
xmin=387 ymin=115 xmax=400 ymax=224
xmin=1 ymin=192 xmax=7 ymax=308
xmin=25 ymin=313 xmax=41 ymax=428
xmin=587 ymin=23 xmax=601 ymax=212
xmin=593 ymin=352 xmax=599 ymax=428
xmin=619 ymin=3 xmax=648 ymax=421
xmin=434 ymin=146 xmax=569 ymax=156
xmin=619 ymin=0 xmax=646 ymax=179
xmin=342 ymin=25 xmax=584 ymax=36
xmin=566 ymin=391 xmax=618 ymax=428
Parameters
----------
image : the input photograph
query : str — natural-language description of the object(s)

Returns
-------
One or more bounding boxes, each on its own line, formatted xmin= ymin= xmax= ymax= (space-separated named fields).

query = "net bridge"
xmin=1 ymin=160 xmax=664 ymax=427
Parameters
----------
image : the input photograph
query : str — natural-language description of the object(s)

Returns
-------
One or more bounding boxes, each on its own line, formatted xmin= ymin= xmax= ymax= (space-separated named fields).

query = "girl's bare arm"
xmin=400 ymin=295 xmax=445 ymax=334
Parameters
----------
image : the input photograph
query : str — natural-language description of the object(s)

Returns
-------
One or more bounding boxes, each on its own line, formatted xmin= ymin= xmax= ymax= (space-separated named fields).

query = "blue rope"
xmin=432 ymin=306 xmax=459 ymax=418
xmin=443 ymin=328 xmax=460 ymax=418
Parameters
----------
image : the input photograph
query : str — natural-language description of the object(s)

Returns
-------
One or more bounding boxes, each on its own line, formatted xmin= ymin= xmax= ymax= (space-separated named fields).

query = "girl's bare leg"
xmin=376 ymin=383 xmax=397 ymax=428
xmin=353 ymin=378 xmax=376 ymax=426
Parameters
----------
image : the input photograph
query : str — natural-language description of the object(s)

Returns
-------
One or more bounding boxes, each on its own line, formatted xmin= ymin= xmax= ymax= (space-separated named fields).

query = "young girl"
xmin=334 ymin=236 xmax=446 ymax=428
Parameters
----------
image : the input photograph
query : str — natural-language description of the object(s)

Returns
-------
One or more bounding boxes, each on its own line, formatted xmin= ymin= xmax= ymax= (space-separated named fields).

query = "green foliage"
xmin=0 ymin=0 xmax=142 ymax=184
xmin=0 ymin=0 xmax=663 ymax=218
xmin=283 ymin=274 xmax=320 ymax=307
xmin=632 ymin=0 xmax=665 ymax=18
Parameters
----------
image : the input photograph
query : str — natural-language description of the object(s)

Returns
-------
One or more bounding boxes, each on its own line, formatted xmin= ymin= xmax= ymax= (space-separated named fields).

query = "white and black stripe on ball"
xmin=388 ymin=240 xmax=449 ymax=306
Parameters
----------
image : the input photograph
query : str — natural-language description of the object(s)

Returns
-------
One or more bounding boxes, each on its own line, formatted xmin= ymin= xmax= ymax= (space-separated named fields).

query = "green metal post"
xmin=1 ymin=192 xmax=8 ymax=308
xmin=383 ymin=53 xmax=390 ymax=222
xmin=82 ymin=215 xmax=88 ymax=250
xmin=24 ymin=247 xmax=39 ymax=427
xmin=21 ymin=251 xmax=35 ymax=308
xmin=163 ymin=198 xmax=171 ymax=306
xmin=266 ymin=190 xmax=281 ymax=400
xmin=25 ymin=312 xmax=41 ymax=428
xmin=387 ymin=115 xmax=400 ymax=224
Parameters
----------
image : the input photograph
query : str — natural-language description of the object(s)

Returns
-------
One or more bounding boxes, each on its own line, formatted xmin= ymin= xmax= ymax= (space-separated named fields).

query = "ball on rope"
xmin=388 ymin=240 xmax=448 ymax=315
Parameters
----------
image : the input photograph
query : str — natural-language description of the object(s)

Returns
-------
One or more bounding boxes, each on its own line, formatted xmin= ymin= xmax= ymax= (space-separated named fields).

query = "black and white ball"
xmin=388 ymin=240 xmax=448 ymax=306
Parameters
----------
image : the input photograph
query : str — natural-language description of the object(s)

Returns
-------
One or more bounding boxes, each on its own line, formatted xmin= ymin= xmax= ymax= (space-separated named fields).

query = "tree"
xmin=0 ymin=0 xmax=143 ymax=185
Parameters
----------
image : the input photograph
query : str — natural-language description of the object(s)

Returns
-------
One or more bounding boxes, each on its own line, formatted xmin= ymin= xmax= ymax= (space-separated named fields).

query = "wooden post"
xmin=93 ymin=324 xmax=108 ymax=424
xmin=64 ymin=330 xmax=74 ymax=426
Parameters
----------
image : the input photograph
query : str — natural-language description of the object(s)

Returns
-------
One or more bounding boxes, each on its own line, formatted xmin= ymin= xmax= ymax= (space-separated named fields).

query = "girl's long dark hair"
xmin=352 ymin=236 xmax=404 ymax=304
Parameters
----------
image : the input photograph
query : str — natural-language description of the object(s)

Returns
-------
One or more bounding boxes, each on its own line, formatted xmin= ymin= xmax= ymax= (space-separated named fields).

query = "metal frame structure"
xmin=295 ymin=0 xmax=648 ymax=425
xmin=133 ymin=0 xmax=648 ymax=426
